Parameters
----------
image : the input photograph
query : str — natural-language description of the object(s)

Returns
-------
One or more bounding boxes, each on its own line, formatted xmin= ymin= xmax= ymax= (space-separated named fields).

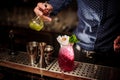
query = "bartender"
xmin=34 ymin=0 xmax=120 ymax=68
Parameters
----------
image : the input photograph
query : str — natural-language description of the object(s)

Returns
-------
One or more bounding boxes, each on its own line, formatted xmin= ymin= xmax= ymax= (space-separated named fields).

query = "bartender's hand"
xmin=114 ymin=36 xmax=120 ymax=53
xmin=34 ymin=2 xmax=53 ymax=22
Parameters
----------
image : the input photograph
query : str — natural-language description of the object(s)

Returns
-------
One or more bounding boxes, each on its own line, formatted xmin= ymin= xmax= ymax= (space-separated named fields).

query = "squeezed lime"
xmin=29 ymin=19 xmax=44 ymax=31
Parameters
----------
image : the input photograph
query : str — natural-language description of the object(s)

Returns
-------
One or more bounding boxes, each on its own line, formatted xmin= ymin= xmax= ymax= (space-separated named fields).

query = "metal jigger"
xmin=44 ymin=45 xmax=54 ymax=65
xmin=38 ymin=42 xmax=47 ymax=68
xmin=26 ymin=41 xmax=38 ymax=66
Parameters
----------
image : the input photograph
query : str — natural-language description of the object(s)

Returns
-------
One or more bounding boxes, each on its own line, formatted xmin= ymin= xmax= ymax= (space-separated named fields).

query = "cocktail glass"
xmin=58 ymin=44 xmax=75 ymax=72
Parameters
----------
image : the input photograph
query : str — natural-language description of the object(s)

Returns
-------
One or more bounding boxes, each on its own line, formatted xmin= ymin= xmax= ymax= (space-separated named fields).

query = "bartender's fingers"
xmin=114 ymin=47 xmax=120 ymax=53
xmin=34 ymin=7 xmax=42 ymax=16
xmin=114 ymin=36 xmax=120 ymax=53
xmin=34 ymin=2 xmax=53 ymax=21
xmin=41 ymin=15 xmax=52 ymax=22
xmin=114 ymin=36 xmax=120 ymax=44
xmin=34 ymin=3 xmax=44 ymax=16
xmin=34 ymin=6 xmax=52 ymax=21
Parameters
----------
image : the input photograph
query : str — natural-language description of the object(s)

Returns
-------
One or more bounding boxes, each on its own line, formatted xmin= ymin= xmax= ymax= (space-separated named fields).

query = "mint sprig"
xmin=69 ymin=34 xmax=79 ymax=43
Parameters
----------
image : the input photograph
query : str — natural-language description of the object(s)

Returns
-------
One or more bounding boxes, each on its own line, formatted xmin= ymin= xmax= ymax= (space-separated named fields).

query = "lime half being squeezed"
xmin=29 ymin=17 xmax=44 ymax=31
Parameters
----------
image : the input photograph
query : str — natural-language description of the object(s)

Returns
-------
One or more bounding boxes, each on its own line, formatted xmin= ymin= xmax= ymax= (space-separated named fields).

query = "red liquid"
xmin=58 ymin=45 xmax=74 ymax=72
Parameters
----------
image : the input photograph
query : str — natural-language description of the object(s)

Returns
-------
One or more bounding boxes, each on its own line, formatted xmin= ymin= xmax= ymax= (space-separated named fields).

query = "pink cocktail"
xmin=58 ymin=44 xmax=74 ymax=72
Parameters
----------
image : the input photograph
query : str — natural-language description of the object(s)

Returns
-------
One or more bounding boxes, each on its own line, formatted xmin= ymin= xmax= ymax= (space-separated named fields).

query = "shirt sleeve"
xmin=48 ymin=0 xmax=72 ymax=15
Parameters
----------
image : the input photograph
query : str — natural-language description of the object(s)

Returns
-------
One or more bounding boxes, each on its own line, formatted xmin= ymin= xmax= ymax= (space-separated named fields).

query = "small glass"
xmin=29 ymin=1 xmax=48 ymax=31
xmin=29 ymin=16 xmax=44 ymax=31
xmin=44 ymin=45 xmax=54 ymax=65
xmin=26 ymin=41 xmax=38 ymax=66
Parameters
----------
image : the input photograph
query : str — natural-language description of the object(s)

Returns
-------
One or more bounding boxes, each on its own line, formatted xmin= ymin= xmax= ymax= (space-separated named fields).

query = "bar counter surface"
xmin=0 ymin=48 xmax=120 ymax=80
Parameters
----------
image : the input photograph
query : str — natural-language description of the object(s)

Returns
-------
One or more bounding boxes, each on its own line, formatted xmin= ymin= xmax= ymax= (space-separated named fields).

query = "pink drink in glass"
xmin=58 ymin=44 xmax=74 ymax=72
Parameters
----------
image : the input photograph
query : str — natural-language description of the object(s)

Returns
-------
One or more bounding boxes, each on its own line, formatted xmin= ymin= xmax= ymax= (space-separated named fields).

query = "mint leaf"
xmin=69 ymin=34 xmax=79 ymax=43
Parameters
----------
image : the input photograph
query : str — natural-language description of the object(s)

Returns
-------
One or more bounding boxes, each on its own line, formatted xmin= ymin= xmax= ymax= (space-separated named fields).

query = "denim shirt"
xmin=48 ymin=0 xmax=120 ymax=52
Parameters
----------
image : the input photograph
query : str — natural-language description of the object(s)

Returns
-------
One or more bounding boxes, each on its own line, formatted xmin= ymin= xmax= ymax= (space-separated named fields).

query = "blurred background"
xmin=0 ymin=1 xmax=78 ymax=80
xmin=0 ymin=0 xmax=78 ymax=57
xmin=0 ymin=0 xmax=78 ymax=33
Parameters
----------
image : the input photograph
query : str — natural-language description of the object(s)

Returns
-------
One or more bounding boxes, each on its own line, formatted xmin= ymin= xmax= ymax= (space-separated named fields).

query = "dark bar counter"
xmin=0 ymin=48 xmax=120 ymax=80
xmin=0 ymin=26 xmax=120 ymax=80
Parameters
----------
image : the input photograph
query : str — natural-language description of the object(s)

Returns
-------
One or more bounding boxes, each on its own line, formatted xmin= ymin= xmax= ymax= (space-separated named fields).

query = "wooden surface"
xmin=0 ymin=60 xmax=88 ymax=80
xmin=0 ymin=50 xmax=120 ymax=80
